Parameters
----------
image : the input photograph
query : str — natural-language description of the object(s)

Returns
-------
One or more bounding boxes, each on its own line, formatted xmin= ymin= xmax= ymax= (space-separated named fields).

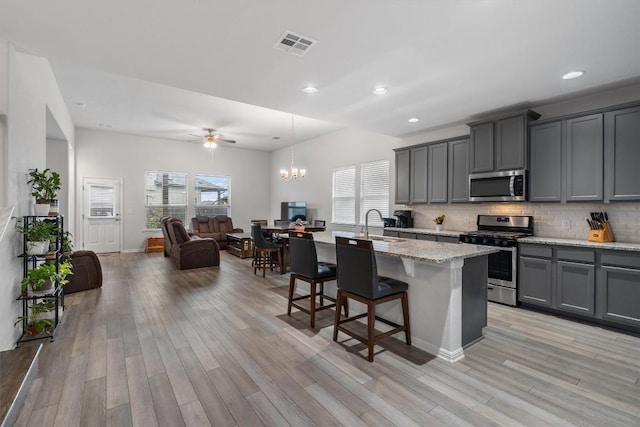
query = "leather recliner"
xmin=167 ymin=218 xmax=220 ymax=270
xmin=191 ymin=215 xmax=243 ymax=249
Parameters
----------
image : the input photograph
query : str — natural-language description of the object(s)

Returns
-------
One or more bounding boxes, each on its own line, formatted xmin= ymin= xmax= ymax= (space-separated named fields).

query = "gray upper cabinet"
xmin=411 ymin=146 xmax=428 ymax=204
xmin=427 ymin=142 xmax=448 ymax=203
xmin=448 ymin=138 xmax=469 ymax=203
xmin=604 ymin=105 xmax=640 ymax=201
xmin=469 ymin=111 xmax=538 ymax=174
xmin=395 ymin=149 xmax=411 ymax=204
xmin=495 ymin=115 xmax=526 ymax=170
xmin=469 ymin=122 xmax=494 ymax=173
xmin=529 ymin=121 xmax=563 ymax=202
xmin=565 ymin=114 xmax=604 ymax=201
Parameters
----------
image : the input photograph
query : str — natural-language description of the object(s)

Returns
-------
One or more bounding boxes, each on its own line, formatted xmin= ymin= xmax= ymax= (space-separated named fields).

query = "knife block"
xmin=588 ymin=223 xmax=614 ymax=242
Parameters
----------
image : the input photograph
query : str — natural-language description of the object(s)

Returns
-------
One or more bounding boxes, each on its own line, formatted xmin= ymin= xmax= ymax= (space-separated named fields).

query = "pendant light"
xmin=280 ymin=114 xmax=306 ymax=181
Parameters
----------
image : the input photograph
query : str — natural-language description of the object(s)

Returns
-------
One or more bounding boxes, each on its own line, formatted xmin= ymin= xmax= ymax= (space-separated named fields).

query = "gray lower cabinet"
xmin=529 ymin=121 xmax=563 ymax=202
xmin=448 ymin=138 xmax=469 ymax=203
xmin=411 ymin=146 xmax=428 ymax=203
xmin=519 ymin=244 xmax=640 ymax=332
xmin=437 ymin=235 xmax=460 ymax=244
xmin=383 ymin=230 xmax=399 ymax=237
xmin=398 ymin=231 xmax=417 ymax=239
xmin=556 ymin=260 xmax=595 ymax=316
xmin=395 ymin=149 xmax=411 ymax=204
xmin=598 ymin=251 xmax=640 ymax=328
xmin=427 ymin=142 xmax=448 ymax=203
xmin=604 ymin=105 xmax=640 ymax=201
xmin=416 ymin=234 xmax=436 ymax=241
xmin=565 ymin=114 xmax=604 ymax=201
xmin=519 ymin=255 xmax=553 ymax=307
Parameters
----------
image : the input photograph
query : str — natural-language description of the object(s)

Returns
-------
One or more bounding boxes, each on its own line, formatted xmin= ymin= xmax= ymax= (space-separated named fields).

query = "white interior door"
xmin=83 ymin=178 xmax=122 ymax=253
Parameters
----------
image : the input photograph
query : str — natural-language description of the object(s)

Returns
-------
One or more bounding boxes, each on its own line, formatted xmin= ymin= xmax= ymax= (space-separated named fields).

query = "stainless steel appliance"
xmin=459 ymin=215 xmax=533 ymax=306
xmin=469 ymin=169 xmax=526 ymax=202
xmin=393 ymin=210 xmax=413 ymax=228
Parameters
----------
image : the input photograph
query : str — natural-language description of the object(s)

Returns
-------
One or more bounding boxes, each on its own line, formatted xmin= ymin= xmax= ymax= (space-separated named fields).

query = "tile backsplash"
xmin=409 ymin=202 xmax=640 ymax=244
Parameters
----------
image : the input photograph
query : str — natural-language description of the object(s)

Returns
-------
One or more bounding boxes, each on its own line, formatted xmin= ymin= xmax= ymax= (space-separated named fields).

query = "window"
xmin=359 ymin=160 xmax=390 ymax=227
xmin=194 ymin=174 xmax=230 ymax=217
xmin=144 ymin=171 xmax=188 ymax=229
xmin=332 ymin=166 xmax=356 ymax=224
xmin=332 ymin=160 xmax=390 ymax=227
xmin=88 ymin=184 xmax=116 ymax=218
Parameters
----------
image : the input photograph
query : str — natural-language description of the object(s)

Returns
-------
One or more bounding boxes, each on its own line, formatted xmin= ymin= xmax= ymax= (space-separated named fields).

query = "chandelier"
xmin=280 ymin=114 xmax=306 ymax=181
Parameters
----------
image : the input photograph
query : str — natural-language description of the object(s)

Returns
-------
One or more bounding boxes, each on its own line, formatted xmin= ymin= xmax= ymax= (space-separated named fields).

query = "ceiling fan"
xmin=188 ymin=128 xmax=236 ymax=149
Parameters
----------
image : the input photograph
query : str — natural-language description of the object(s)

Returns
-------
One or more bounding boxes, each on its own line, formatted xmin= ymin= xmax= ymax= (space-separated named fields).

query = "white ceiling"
xmin=2 ymin=0 xmax=639 ymax=151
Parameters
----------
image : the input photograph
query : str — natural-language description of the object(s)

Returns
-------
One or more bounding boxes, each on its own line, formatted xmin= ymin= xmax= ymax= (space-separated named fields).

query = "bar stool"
xmin=288 ymin=232 xmax=341 ymax=327
xmin=333 ymin=236 xmax=411 ymax=362
xmin=250 ymin=224 xmax=282 ymax=277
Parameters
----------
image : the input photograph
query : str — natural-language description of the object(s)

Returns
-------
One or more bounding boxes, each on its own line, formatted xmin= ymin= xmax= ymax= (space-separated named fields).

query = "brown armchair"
xmin=168 ymin=219 xmax=220 ymax=270
xmin=66 ymin=250 xmax=103 ymax=294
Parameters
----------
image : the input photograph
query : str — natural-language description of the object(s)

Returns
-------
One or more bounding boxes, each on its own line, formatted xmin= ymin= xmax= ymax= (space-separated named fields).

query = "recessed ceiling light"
xmin=272 ymin=136 xmax=280 ymax=140
xmin=408 ymin=117 xmax=420 ymax=123
xmin=562 ymin=71 xmax=584 ymax=80
xmin=372 ymin=86 xmax=388 ymax=95
xmin=301 ymin=85 xmax=318 ymax=93
xmin=74 ymin=102 xmax=86 ymax=108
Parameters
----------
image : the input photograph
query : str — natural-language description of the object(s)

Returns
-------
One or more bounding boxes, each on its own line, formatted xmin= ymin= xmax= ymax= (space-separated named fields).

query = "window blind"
xmin=332 ymin=166 xmax=356 ymax=224
xmin=360 ymin=160 xmax=390 ymax=226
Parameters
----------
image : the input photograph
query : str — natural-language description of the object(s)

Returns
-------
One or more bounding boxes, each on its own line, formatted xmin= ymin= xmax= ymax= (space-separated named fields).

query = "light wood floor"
xmin=13 ymin=251 xmax=640 ymax=427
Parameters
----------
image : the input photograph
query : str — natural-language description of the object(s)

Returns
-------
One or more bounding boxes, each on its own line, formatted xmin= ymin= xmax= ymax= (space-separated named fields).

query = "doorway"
xmin=82 ymin=177 xmax=122 ymax=253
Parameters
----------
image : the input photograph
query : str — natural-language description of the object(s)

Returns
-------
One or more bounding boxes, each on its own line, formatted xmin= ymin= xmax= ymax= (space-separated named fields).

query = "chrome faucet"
xmin=364 ymin=208 xmax=383 ymax=240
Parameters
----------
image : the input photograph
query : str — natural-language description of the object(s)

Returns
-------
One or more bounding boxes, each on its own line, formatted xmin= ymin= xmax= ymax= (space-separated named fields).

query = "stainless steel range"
xmin=459 ymin=215 xmax=534 ymax=306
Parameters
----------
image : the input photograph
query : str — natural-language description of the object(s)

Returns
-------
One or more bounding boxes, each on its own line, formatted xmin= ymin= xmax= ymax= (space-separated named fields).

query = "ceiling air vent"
xmin=273 ymin=31 xmax=317 ymax=57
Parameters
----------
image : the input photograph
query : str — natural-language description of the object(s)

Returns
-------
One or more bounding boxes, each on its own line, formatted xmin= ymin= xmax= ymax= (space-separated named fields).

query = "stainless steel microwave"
xmin=469 ymin=169 xmax=526 ymax=202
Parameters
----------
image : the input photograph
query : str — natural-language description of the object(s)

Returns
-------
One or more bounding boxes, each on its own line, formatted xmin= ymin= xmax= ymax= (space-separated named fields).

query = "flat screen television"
xmin=281 ymin=201 xmax=307 ymax=222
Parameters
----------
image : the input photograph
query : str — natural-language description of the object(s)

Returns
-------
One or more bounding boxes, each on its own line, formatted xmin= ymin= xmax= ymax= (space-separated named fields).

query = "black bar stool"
xmin=250 ymin=224 xmax=282 ymax=277
xmin=333 ymin=236 xmax=411 ymax=362
xmin=288 ymin=232 xmax=342 ymax=327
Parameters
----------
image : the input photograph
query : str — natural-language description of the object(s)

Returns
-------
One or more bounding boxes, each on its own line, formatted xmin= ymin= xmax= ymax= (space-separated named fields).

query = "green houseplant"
xmin=19 ymin=219 xmax=58 ymax=255
xmin=27 ymin=168 xmax=61 ymax=216
xmin=21 ymin=262 xmax=73 ymax=296
xmin=15 ymin=299 xmax=57 ymax=336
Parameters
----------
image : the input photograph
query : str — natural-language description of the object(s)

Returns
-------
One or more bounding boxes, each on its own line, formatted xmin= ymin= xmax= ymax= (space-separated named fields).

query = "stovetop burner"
xmin=459 ymin=215 xmax=534 ymax=247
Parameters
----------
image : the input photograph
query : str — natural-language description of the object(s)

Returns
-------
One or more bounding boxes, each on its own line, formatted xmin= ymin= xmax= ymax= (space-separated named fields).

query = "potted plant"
xmin=19 ymin=219 xmax=58 ymax=255
xmin=15 ymin=299 xmax=57 ymax=336
xmin=27 ymin=168 xmax=61 ymax=216
xmin=433 ymin=214 xmax=445 ymax=232
xmin=21 ymin=262 xmax=73 ymax=296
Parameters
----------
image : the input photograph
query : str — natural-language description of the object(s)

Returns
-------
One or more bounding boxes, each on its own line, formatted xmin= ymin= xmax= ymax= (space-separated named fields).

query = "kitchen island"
xmin=311 ymin=231 xmax=498 ymax=362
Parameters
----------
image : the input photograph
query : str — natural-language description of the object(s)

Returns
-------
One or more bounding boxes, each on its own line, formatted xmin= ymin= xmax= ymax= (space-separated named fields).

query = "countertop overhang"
xmin=518 ymin=236 xmax=640 ymax=252
xmin=311 ymin=231 xmax=499 ymax=264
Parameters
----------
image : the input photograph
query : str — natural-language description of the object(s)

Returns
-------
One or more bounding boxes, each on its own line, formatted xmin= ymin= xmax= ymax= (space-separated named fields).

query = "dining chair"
xmin=333 ymin=236 xmax=411 ymax=362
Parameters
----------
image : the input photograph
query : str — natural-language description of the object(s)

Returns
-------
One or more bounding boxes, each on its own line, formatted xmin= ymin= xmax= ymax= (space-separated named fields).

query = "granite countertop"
xmin=383 ymin=227 xmax=466 ymax=238
xmin=518 ymin=236 xmax=640 ymax=252
xmin=312 ymin=231 xmax=498 ymax=264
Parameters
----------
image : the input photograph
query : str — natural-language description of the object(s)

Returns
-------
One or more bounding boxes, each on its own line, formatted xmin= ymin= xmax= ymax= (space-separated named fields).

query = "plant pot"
xmin=26 ymin=239 xmax=50 ymax=255
xmin=435 ymin=224 xmax=442 ymax=232
xmin=48 ymin=199 xmax=59 ymax=215
xmin=29 ymin=279 xmax=55 ymax=296
xmin=34 ymin=203 xmax=51 ymax=217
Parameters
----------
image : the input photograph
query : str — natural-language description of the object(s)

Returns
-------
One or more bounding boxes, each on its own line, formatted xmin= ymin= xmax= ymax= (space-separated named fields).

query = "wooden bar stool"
xmin=333 ymin=236 xmax=411 ymax=362
xmin=288 ymin=232 xmax=343 ymax=327
xmin=250 ymin=224 xmax=282 ymax=277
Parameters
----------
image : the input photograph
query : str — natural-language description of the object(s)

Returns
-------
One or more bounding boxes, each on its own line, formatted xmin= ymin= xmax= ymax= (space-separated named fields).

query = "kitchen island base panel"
xmin=315 ymin=244 xmax=488 ymax=362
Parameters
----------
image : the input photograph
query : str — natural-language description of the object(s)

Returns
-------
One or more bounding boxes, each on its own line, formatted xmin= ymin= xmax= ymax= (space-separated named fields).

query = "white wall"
xmin=269 ymin=127 xmax=402 ymax=231
xmin=74 ymin=129 xmax=272 ymax=251
xmin=46 ymin=138 xmax=70 ymax=223
xmin=0 ymin=45 xmax=74 ymax=351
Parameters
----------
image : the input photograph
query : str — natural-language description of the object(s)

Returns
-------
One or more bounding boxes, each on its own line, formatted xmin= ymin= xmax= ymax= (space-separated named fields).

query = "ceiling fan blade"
xmin=188 ymin=133 xmax=203 ymax=138
xmin=219 ymin=138 xmax=236 ymax=144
